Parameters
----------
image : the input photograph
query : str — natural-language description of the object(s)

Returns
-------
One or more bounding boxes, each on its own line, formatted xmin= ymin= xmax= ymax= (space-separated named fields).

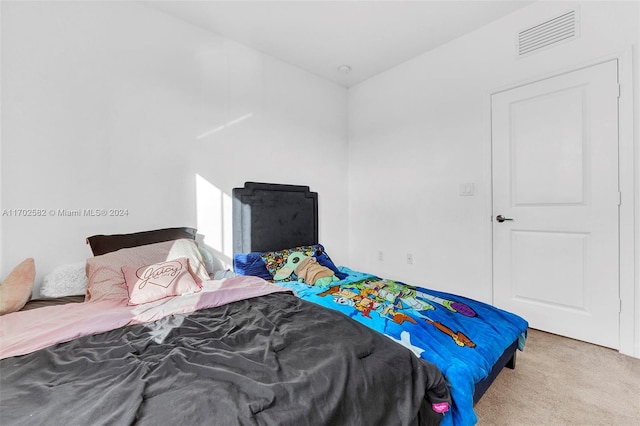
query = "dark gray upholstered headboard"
xmin=232 ymin=182 xmax=318 ymax=253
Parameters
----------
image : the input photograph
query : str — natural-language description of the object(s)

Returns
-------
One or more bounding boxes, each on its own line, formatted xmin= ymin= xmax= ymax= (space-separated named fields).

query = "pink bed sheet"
xmin=0 ymin=276 xmax=290 ymax=359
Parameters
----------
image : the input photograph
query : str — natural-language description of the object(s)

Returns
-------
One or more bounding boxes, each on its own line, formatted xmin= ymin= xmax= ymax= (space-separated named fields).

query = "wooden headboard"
xmin=232 ymin=182 xmax=318 ymax=253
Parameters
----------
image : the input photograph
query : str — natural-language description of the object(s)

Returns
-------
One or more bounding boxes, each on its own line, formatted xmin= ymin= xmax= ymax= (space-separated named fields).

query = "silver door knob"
xmin=496 ymin=215 xmax=514 ymax=223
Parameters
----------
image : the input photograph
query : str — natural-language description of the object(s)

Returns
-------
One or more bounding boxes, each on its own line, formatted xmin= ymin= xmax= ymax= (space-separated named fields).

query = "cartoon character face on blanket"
xmin=273 ymin=252 xmax=339 ymax=287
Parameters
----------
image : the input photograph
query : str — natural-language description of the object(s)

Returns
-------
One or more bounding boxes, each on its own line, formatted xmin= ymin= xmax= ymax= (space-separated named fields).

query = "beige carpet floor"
xmin=474 ymin=328 xmax=640 ymax=425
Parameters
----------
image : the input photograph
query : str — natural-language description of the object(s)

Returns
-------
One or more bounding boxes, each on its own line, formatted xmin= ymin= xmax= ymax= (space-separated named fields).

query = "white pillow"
xmin=198 ymin=246 xmax=218 ymax=277
xmin=41 ymin=262 xmax=88 ymax=298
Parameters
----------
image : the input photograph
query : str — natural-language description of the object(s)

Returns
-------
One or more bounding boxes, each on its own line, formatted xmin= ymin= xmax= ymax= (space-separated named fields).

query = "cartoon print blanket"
xmin=278 ymin=267 xmax=529 ymax=426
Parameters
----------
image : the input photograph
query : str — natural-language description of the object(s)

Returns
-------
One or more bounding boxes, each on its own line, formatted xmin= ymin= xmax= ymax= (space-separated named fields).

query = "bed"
xmin=0 ymin=229 xmax=451 ymax=425
xmin=231 ymin=182 xmax=529 ymax=426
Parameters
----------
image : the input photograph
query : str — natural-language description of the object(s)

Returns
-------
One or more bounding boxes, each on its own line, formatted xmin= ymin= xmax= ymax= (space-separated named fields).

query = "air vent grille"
xmin=518 ymin=10 xmax=578 ymax=56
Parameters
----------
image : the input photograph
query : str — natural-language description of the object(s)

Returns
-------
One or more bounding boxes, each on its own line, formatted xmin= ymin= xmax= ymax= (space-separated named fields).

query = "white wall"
xmin=0 ymin=1 xmax=348 ymax=296
xmin=348 ymin=1 xmax=638 ymax=354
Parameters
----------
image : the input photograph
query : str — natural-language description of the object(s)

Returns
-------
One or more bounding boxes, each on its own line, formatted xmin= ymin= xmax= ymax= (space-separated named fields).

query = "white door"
xmin=492 ymin=60 xmax=620 ymax=349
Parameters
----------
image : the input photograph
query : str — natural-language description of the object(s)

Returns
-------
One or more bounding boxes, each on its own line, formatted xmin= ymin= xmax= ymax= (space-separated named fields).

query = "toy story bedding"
xmin=236 ymin=244 xmax=528 ymax=426
xmin=284 ymin=267 xmax=527 ymax=426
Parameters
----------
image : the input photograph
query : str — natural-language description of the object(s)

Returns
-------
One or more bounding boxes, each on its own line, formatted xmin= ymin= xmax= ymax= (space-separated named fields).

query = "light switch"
xmin=459 ymin=183 xmax=475 ymax=196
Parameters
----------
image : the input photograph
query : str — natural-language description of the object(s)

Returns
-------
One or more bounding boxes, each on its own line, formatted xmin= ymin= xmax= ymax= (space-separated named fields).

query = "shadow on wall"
xmin=195 ymin=174 xmax=233 ymax=271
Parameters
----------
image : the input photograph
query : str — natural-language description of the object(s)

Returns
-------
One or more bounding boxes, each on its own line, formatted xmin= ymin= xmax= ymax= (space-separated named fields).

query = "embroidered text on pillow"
xmin=136 ymin=260 xmax=182 ymax=289
xmin=122 ymin=257 xmax=203 ymax=305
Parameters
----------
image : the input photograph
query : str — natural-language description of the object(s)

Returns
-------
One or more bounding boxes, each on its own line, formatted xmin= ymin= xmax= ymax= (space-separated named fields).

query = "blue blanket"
xmin=277 ymin=267 xmax=528 ymax=426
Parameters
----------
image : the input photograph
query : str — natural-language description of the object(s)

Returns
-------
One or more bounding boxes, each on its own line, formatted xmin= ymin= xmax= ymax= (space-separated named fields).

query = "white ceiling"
xmin=146 ymin=1 xmax=535 ymax=87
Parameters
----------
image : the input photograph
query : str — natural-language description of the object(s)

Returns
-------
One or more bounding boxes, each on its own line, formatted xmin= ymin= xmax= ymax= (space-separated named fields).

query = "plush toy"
xmin=273 ymin=251 xmax=338 ymax=287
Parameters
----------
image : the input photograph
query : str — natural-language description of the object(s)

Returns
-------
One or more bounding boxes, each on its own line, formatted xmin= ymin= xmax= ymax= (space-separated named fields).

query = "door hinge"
xmin=619 ymin=299 xmax=622 ymax=313
xmin=617 ymin=83 xmax=621 ymax=99
xmin=618 ymin=191 xmax=622 ymax=206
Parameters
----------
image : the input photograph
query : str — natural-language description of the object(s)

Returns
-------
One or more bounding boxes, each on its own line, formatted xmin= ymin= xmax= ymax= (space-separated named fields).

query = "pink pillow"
xmin=85 ymin=239 xmax=210 ymax=302
xmin=0 ymin=258 xmax=35 ymax=315
xmin=122 ymin=258 xmax=202 ymax=305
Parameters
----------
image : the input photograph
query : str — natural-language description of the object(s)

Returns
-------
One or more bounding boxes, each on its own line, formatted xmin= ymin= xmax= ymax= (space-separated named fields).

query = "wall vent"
xmin=518 ymin=10 xmax=579 ymax=57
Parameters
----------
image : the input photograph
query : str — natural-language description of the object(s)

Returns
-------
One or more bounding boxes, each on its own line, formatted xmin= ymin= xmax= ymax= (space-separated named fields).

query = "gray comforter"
xmin=0 ymin=292 xmax=450 ymax=425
